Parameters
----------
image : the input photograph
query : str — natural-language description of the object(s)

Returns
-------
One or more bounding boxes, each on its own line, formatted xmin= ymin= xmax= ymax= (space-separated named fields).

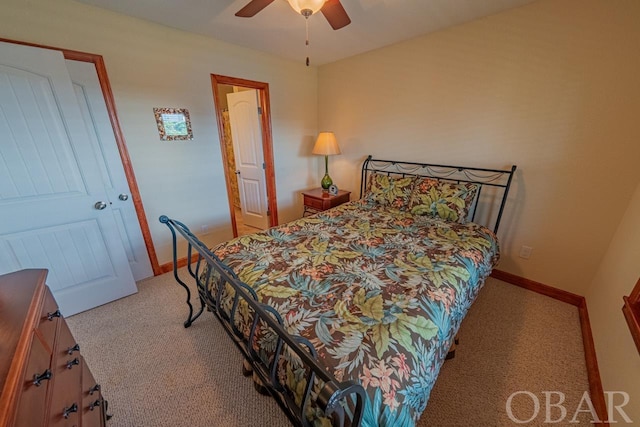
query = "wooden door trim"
xmin=623 ymin=277 xmax=640 ymax=355
xmin=0 ymin=37 xmax=161 ymax=276
xmin=210 ymin=74 xmax=279 ymax=237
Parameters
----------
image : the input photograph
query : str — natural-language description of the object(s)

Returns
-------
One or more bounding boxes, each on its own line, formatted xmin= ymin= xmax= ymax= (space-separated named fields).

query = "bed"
xmin=160 ymin=156 xmax=516 ymax=427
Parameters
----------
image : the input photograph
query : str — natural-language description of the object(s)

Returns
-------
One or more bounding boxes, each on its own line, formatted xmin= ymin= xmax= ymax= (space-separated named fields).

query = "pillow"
xmin=364 ymin=173 xmax=416 ymax=210
xmin=409 ymin=177 xmax=479 ymax=223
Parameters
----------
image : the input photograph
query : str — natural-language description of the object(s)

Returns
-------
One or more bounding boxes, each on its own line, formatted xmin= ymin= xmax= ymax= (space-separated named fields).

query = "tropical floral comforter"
xmin=200 ymin=200 xmax=499 ymax=427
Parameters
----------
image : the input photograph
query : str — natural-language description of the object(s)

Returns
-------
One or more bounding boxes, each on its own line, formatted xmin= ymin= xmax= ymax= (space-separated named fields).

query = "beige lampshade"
xmin=312 ymin=132 xmax=341 ymax=156
xmin=286 ymin=0 xmax=327 ymax=15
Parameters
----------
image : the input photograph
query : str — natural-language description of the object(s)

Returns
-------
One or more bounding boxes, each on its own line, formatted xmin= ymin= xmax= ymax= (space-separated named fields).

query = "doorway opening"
xmin=211 ymin=74 xmax=278 ymax=237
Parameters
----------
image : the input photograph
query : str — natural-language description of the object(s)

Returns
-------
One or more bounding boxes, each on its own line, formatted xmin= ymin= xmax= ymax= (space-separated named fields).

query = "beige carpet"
xmin=67 ymin=271 xmax=592 ymax=426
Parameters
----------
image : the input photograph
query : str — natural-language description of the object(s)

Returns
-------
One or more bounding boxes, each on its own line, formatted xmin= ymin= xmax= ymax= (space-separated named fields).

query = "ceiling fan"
xmin=235 ymin=0 xmax=351 ymax=30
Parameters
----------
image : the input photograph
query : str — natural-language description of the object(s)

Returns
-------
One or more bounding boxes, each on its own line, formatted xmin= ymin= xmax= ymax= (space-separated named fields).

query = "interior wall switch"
xmin=519 ymin=245 xmax=533 ymax=259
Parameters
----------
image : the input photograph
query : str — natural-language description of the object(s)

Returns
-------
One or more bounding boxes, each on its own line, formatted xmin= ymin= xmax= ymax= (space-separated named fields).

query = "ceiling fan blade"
xmin=235 ymin=0 xmax=276 ymax=17
xmin=320 ymin=0 xmax=351 ymax=30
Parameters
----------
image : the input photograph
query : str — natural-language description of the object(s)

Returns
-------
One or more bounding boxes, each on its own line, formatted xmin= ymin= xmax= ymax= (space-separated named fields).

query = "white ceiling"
xmin=76 ymin=0 xmax=537 ymax=65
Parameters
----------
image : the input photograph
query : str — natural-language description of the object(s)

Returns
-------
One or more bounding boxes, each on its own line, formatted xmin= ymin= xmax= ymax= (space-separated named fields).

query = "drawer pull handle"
xmin=63 ymin=403 xmax=78 ymax=419
xmin=47 ymin=310 xmax=61 ymax=321
xmin=66 ymin=357 xmax=80 ymax=369
xmin=67 ymin=343 xmax=80 ymax=354
xmin=32 ymin=369 xmax=52 ymax=386
xmin=89 ymin=399 xmax=101 ymax=411
xmin=89 ymin=384 xmax=101 ymax=395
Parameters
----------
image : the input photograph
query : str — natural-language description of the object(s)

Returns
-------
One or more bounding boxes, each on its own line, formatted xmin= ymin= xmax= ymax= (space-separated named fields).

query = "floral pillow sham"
xmin=364 ymin=173 xmax=416 ymax=210
xmin=409 ymin=177 xmax=479 ymax=223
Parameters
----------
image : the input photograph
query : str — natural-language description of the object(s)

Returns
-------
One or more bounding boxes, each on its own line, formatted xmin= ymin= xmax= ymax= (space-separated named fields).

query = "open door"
xmin=65 ymin=59 xmax=153 ymax=280
xmin=0 ymin=41 xmax=138 ymax=316
xmin=211 ymin=74 xmax=278 ymax=237
xmin=227 ymin=89 xmax=269 ymax=230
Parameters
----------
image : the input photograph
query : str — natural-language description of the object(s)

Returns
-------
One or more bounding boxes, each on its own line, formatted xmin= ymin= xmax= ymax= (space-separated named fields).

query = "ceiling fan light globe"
xmin=286 ymin=0 xmax=327 ymax=15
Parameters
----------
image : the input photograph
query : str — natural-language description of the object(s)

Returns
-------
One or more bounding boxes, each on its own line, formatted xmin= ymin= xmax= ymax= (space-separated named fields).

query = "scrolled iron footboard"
xmin=159 ymin=215 xmax=366 ymax=427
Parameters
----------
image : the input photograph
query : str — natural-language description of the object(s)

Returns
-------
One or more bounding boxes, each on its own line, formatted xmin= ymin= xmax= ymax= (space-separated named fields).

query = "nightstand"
xmin=302 ymin=188 xmax=351 ymax=216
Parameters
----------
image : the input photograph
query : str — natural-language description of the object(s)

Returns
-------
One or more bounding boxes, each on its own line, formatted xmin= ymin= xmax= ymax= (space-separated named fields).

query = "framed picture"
xmin=153 ymin=107 xmax=193 ymax=141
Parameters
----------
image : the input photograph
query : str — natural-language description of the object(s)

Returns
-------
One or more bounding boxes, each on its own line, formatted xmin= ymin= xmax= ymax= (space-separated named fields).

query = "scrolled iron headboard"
xmin=360 ymin=155 xmax=517 ymax=233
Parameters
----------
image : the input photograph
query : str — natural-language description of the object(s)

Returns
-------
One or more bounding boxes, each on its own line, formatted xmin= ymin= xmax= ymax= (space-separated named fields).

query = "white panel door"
xmin=65 ymin=60 xmax=153 ymax=281
xmin=227 ymin=90 xmax=269 ymax=230
xmin=0 ymin=42 xmax=137 ymax=316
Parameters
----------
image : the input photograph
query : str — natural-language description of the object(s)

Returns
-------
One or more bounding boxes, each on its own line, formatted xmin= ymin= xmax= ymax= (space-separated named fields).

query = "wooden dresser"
xmin=0 ymin=269 xmax=107 ymax=427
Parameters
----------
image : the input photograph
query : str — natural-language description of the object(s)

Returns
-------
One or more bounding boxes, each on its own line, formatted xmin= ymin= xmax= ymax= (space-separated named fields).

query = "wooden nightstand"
xmin=302 ymin=188 xmax=351 ymax=216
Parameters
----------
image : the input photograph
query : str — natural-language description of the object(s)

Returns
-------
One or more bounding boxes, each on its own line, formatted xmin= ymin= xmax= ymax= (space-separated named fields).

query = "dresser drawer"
xmin=81 ymin=357 xmax=105 ymax=427
xmin=55 ymin=319 xmax=81 ymax=362
xmin=303 ymin=195 xmax=325 ymax=210
xmin=14 ymin=335 xmax=52 ymax=427
xmin=49 ymin=321 xmax=82 ymax=426
xmin=37 ymin=287 xmax=61 ymax=351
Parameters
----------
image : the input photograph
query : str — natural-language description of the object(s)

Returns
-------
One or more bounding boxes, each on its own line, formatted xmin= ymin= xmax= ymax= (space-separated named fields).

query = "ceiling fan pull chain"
xmin=305 ymin=16 xmax=309 ymax=46
xmin=305 ymin=16 xmax=310 ymax=66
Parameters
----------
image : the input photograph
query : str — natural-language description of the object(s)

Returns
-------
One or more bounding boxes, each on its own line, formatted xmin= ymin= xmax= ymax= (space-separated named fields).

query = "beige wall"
xmin=318 ymin=0 xmax=640 ymax=295
xmin=0 ymin=0 xmax=319 ymax=264
xmin=586 ymin=181 xmax=640 ymax=422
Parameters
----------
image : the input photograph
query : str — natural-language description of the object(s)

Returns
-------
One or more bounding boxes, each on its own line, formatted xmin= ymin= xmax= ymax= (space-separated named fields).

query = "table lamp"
xmin=312 ymin=132 xmax=341 ymax=191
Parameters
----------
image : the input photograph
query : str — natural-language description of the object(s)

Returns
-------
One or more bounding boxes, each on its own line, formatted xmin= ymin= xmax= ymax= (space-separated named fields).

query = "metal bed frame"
xmin=160 ymin=156 xmax=517 ymax=427
xmin=159 ymin=216 xmax=366 ymax=427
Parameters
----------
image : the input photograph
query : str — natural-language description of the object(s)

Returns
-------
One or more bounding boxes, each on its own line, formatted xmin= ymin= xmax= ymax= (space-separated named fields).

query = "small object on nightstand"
xmin=328 ymin=184 xmax=339 ymax=196
xmin=302 ymin=188 xmax=351 ymax=217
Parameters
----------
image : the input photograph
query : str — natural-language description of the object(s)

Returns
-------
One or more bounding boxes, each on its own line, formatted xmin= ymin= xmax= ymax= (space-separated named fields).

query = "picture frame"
xmin=153 ymin=107 xmax=193 ymax=141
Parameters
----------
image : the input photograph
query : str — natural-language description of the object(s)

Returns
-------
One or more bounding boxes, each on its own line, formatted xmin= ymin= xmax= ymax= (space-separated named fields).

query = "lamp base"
xmin=321 ymin=174 xmax=333 ymax=190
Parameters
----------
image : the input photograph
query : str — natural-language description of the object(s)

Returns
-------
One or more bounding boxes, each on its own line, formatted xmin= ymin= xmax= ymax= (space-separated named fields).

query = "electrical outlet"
xmin=519 ymin=245 xmax=533 ymax=259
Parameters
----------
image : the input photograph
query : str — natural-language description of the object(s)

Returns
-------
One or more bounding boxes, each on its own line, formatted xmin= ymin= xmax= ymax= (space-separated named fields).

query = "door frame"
xmin=211 ymin=74 xmax=279 ymax=236
xmin=0 ymin=37 xmax=161 ymax=276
